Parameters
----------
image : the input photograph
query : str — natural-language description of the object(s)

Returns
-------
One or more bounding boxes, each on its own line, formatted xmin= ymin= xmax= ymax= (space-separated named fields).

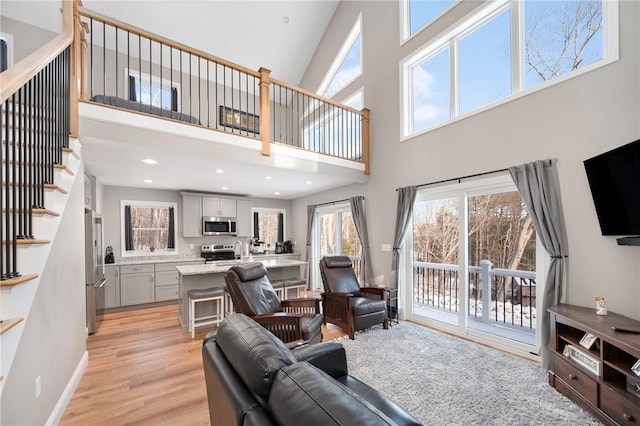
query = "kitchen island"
xmin=176 ymin=258 xmax=307 ymax=331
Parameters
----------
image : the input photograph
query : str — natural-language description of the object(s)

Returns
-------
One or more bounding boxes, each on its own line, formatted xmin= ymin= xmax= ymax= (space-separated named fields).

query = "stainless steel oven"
xmin=203 ymin=217 xmax=237 ymax=236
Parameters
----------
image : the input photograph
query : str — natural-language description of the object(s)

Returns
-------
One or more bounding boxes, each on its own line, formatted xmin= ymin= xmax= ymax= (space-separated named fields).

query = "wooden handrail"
xmin=78 ymin=7 xmax=260 ymax=78
xmin=361 ymin=108 xmax=370 ymax=175
xmin=269 ymin=76 xmax=363 ymax=115
xmin=0 ymin=1 xmax=74 ymax=104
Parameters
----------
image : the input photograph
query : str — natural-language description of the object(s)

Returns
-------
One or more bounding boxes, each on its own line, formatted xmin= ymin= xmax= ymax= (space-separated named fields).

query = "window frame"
xmin=123 ymin=67 xmax=181 ymax=111
xmin=400 ymin=0 xmax=619 ymax=140
xmin=120 ymin=200 xmax=178 ymax=258
xmin=316 ymin=13 xmax=363 ymax=98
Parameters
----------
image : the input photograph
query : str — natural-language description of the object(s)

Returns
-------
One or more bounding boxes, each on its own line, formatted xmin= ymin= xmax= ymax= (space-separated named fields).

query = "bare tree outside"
xmin=525 ymin=0 xmax=602 ymax=85
xmin=131 ymin=207 xmax=170 ymax=250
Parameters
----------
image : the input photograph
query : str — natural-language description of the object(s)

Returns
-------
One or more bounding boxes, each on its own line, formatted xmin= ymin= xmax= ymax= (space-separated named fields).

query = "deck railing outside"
xmin=413 ymin=260 xmax=537 ymax=332
xmin=78 ymin=7 xmax=369 ymax=172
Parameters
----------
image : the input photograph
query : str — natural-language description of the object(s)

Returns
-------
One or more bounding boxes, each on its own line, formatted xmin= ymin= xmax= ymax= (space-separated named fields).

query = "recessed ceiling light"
xmin=216 ymin=169 xmax=224 ymax=174
xmin=281 ymin=16 xmax=289 ymax=24
xmin=274 ymin=192 xmax=280 ymax=195
xmin=305 ymin=181 xmax=313 ymax=184
xmin=221 ymin=186 xmax=229 ymax=190
xmin=144 ymin=179 xmax=153 ymax=183
xmin=142 ymin=159 xmax=157 ymax=165
xmin=266 ymin=176 xmax=272 ymax=180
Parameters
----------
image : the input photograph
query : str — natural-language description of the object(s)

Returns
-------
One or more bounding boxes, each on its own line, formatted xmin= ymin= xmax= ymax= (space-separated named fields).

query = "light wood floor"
xmin=60 ymin=302 xmax=346 ymax=425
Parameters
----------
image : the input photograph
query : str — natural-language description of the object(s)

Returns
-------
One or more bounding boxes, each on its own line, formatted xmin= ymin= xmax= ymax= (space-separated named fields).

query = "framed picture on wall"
xmin=219 ymin=105 xmax=260 ymax=134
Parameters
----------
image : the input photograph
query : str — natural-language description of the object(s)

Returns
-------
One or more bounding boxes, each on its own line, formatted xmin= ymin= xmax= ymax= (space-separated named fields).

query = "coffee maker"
xmin=275 ymin=242 xmax=284 ymax=254
xmin=283 ymin=240 xmax=293 ymax=254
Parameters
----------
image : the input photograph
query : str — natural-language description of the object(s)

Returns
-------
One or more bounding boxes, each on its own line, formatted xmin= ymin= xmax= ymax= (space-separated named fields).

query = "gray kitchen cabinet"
xmin=202 ymin=197 xmax=236 ymax=217
xmin=182 ymin=195 xmax=203 ymax=237
xmin=154 ymin=263 xmax=181 ymax=302
xmin=120 ymin=264 xmax=155 ymax=306
xmin=236 ymin=199 xmax=252 ymax=237
xmin=103 ymin=265 xmax=121 ymax=308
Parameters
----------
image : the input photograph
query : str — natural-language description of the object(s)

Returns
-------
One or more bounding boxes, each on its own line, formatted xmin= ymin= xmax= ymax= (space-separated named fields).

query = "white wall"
xmin=102 ymin=186 xmax=292 ymax=259
xmin=1 ymin=164 xmax=87 ymax=425
xmin=292 ymin=0 xmax=640 ymax=319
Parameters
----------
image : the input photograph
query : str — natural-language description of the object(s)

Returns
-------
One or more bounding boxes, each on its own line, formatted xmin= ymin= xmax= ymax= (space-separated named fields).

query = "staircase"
xmin=0 ymin=0 xmax=81 ymax=398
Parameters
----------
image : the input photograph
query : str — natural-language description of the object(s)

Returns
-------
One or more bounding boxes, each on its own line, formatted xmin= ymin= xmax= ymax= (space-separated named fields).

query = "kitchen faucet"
xmin=233 ymin=240 xmax=243 ymax=260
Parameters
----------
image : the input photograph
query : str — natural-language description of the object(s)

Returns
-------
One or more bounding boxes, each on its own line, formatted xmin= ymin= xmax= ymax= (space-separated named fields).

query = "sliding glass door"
xmin=408 ymin=175 xmax=541 ymax=353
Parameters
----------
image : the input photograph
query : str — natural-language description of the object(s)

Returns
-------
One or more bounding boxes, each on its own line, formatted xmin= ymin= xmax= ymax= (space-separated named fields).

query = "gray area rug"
xmin=340 ymin=321 xmax=602 ymax=425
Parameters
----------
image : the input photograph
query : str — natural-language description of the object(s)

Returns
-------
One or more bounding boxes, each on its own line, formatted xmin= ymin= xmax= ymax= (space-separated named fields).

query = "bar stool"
xmin=224 ymin=288 xmax=235 ymax=317
xmin=188 ymin=287 xmax=224 ymax=338
xmin=271 ymin=280 xmax=285 ymax=300
xmin=284 ymin=278 xmax=307 ymax=299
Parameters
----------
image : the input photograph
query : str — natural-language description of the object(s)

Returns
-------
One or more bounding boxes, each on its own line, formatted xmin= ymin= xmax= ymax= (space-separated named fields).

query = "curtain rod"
xmin=315 ymin=195 xmax=363 ymax=208
xmin=396 ymin=168 xmax=509 ymax=191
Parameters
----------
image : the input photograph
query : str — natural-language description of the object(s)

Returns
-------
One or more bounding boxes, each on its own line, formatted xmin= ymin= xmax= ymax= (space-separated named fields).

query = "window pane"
xmin=409 ymin=0 xmax=455 ymax=35
xmin=131 ymin=207 xmax=168 ymax=228
xmin=319 ymin=213 xmax=337 ymax=255
xmin=136 ymin=80 xmax=173 ymax=110
xmin=340 ymin=211 xmax=361 ymax=257
xmin=413 ymin=197 xmax=459 ymax=264
xmin=412 ymin=48 xmax=450 ymax=132
xmin=524 ymin=0 xmax=603 ymax=88
xmin=324 ymin=34 xmax=362 ymax=98
xmin=459 ymin=10 xmax=511 ymax=115
xmin=132 ymin=229 xmax=168 ymax=250
xmin=258 ymin=213 xmax=279 ymax=245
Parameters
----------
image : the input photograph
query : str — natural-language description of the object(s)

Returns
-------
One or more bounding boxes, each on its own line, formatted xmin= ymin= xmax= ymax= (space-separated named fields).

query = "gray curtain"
xmin=391 ymin=186 xmax=417 ymax=289
xmin=124 ymin=205 xmax=133 ymax=251
xmin=509 ymin=159 xmax=568 ymax=369
xmin=167 ymin=207 xmax=175 ymax=249
xmin=350 ymin=196 xmax=375 ymax=286
xmin=305 ymin=204 xmax=316 ymax=287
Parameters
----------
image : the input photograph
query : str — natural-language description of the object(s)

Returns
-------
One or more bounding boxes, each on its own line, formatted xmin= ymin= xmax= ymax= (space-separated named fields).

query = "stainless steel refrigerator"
xmin=85 ymin=209 xmax=107 ymax=334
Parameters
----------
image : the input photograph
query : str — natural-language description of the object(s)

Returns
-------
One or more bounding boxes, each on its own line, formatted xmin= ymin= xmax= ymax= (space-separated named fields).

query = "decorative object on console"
xmin=579 ymin=332 xmax=597 ymax=350
xmin=595 ymin=296 xmax=607 ymax=315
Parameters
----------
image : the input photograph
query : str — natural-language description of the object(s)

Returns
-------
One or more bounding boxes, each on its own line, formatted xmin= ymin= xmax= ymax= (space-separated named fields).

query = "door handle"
xmin=95 ymin=277 xmax=108 ymax=288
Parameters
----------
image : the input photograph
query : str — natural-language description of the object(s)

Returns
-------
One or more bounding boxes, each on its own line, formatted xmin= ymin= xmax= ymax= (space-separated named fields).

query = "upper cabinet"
xmin=182 ymin=195 xmax=203 ymax=237
xmin=202 ymin=197 xmax=236 ymax=218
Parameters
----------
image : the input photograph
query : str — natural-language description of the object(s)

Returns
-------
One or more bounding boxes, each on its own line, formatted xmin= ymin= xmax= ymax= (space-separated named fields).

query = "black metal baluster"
xmin=0 ymin=100 xmax=4 ymax=279
xmin=115 ymin=25 xmax=119 ymax=101
xmin=222 ymin=65 xmax=226 ymax=130
xmin=90 ymin=18 xmax=93 ymax=99
xmin=16 ymin=87 xmax=24 ymax=240
xmin=206 ymin=59 xmax=210 ymax=127
xmin=197 ymin=56 xmax=201 ymax=123
xmin=26 ymin=79 xmax=33 ymax=239
xmin=11 ymin=93 xmax=18 ymax=276
xmin=102 ymin=21 xmax=106 ymax=99
xmin=189 ymin=53 xmax=192 ymax=118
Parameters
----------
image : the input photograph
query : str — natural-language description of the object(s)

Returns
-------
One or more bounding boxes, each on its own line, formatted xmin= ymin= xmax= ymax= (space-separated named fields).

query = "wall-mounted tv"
xmin=583 ymin=139 xmax=640 ymax=245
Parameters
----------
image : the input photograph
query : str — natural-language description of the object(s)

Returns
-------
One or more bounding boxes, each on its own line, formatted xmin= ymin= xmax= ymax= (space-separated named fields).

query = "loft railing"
xmin=413 ymin=260 xmax=537 ymax=331
xmin=0 ymin=1 xmax=75 ymax=281
xmin=77 ymin=7 xmax=370 ymax=174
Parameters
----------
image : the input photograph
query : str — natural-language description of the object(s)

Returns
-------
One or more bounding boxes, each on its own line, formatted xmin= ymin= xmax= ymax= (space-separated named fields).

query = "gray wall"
xmin=1 ymin=165 xmax=87 ymax=425
xmin=0 ymin=16 xmax=57 ymax=65
xmin=102 ymin=186 xmax=292 ymax=259
xmin=292 ymin=0 xmax=640 ymax=319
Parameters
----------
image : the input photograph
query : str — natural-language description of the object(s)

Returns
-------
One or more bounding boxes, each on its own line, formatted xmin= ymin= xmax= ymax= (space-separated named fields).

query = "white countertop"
xmin=108 ymin=256 xmax=203 ymax=266
xmin=177 ymin=259 xmax=307 ymax=276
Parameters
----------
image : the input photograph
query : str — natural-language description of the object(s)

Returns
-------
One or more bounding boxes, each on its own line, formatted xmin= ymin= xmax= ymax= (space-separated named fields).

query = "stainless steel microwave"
xmin=203 ymin=217 xmax=237 ymax=236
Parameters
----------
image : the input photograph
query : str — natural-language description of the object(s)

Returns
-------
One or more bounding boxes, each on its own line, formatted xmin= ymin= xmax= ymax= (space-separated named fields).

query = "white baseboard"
xmin=46 ymin=350 xmax=88 ymax=426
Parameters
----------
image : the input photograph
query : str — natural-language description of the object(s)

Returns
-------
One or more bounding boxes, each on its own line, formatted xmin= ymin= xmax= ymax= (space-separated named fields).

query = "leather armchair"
xmin=319 ymin=256 xmax=388 ymax=339
xmin=225 ymin=262 xmax=323 ymax=343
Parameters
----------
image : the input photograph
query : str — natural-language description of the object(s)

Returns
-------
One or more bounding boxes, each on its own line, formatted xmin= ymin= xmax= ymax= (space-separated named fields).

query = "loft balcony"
xmin=76 ymin=7 xmax=369 ymax=196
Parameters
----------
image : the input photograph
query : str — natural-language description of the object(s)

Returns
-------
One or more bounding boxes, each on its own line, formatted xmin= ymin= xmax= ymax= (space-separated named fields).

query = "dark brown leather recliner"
xmin=319 ymin=256 xmax=388 ymax=339
xmin=225 ymin=262 xmax=323 ymax=343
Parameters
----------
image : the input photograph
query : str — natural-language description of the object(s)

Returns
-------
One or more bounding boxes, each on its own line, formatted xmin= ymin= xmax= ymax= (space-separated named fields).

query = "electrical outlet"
xmin=35 ymin=376 xmax=41 ymax=399
xmin=189 ymin=243 xmax=194 ymax=250
xmin=381 ymin=244 xmax=392 ymax=252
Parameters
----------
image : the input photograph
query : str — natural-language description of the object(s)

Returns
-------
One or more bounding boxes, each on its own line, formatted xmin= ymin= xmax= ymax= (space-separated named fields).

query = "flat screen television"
xmin=583 ymin=139 xmax=640 ymax=245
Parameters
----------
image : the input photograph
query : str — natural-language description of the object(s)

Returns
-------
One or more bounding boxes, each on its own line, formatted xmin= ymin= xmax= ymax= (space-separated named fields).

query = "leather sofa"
xmin=202 ymin=313 xmax=422 ymax=426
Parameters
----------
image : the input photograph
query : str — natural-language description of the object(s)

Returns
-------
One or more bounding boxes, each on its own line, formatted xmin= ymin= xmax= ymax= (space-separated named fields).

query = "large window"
xmin=402 ymin=0 xmax=615 ymax=137
xmin=253 ymin=208 xmax=285 ymax=246
xmin=121 ymin=201 xmax=177 ymax=257
xmin=317 ymin=15 xmax=362 ymax=98
xmin=315 ymin=204 xmax=362 ymax=282
xmin=408 ymin=174 xmax=541 ymax=353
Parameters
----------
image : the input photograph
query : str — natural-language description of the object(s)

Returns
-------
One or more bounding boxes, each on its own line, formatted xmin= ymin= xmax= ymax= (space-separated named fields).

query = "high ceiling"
xmin=2 ymin=1 xmax=364 ymax=200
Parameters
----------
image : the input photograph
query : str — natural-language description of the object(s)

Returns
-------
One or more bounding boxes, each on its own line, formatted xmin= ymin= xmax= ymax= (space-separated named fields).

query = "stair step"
xmin=2 ymin=208 xmax=60 ymax=217
xmin=2 ymin=239 xmax=50 ymax=245
xmin=0 ymin=273 xmax=38 ymax=288
xmin=2 ymin=182 xmax=68 ymax=194
xmin=54 ymin=163 xmax=75 ymax=176
xmin=62 ymin=147 xmax=80 ymax=160
xmin=0 ymin=317 xmax=24 ymax=335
